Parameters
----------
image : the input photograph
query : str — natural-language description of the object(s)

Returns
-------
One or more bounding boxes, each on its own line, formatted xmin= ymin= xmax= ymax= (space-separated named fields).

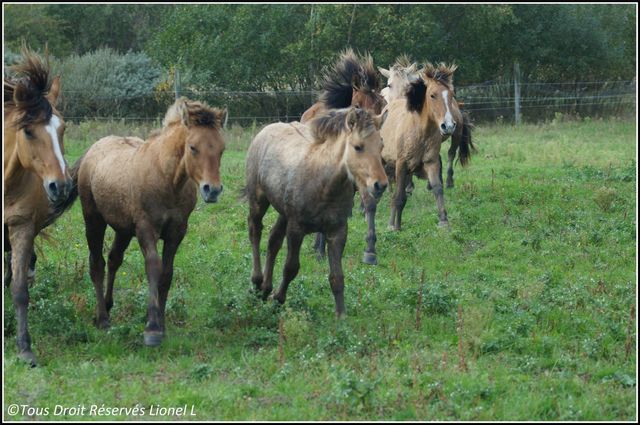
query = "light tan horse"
xmin=4 ymin=46 xmax=73 ymax=366
xmin=245 ymin=107 xmax=388 ymax=317
xmin=381 ymin=63 xmax=462 ymax=230
xmin=74 ymin=98 xmax=226 ymax=346
xmin=379 ymin=56 xmax=475 ymax=191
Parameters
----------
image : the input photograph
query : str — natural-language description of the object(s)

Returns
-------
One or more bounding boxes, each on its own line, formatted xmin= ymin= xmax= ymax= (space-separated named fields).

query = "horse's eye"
xmin=354 ymin=145 xmax=364 ymax=152
xmin=431 ymin=94 xmax=437 ymax=99
xmin=189 ymin=145 xmax=198 ymax=155
xmin=24 ymin=128 xmax=34 ymax=139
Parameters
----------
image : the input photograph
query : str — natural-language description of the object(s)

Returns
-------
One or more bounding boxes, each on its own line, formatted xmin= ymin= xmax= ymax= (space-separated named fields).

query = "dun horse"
xmin=4 ymin=46 xmax=74 ymax=366
xmin=300 ymin=48 xmax=385 ymax=123
xmin=381 ymin=63 xmax=466 ymax=230
xmin=379 ymin=56 xmax=475 ymax=191
xmin=74 ymin=98 xmax=226 ymax=346
xmin=245 ymin=107 xmax=388 ymax=317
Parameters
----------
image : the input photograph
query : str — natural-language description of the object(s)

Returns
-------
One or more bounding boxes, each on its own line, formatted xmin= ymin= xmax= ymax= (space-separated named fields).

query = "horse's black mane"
xmin=319 ymin=49 xmax=381 ymax=109
xmin=4 ymin=46 xmax=54 ymax=129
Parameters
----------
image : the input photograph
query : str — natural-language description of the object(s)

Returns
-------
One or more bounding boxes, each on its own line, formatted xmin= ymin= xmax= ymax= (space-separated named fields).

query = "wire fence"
xmin=56 ymin=80 xmax=636 ymax=126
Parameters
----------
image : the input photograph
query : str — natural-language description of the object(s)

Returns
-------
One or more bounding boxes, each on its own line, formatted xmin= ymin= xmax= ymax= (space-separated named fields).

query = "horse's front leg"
xmin=158 ymin=223 xmax=187 ymax=334
xmin=7 ymin=222 xmax=37 ymax=366
xmin=4 ymin=249 xmax=37 ymax=288
xmin=390 ymin=161 xmax=409 ymax=231
xmin=326 ymin=225 xmax=348 ymax=317
xmin=136 ymin=223 xmax=163 ymax=346
xmin=313 ymin=232 xmax=327 ymax=261
xmin=361 ymin=191 xmax=379 ymax=265
xmin=425 ymin=159 xmax=449 ymax=227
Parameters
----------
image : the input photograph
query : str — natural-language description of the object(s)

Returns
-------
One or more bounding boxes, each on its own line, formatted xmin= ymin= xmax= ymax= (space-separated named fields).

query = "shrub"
xmin=52 ymin=48 xmax=164 ymax=121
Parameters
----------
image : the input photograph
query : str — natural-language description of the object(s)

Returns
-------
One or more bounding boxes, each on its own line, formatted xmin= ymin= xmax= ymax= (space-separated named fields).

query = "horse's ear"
xmin=373 ymin=109 xmax=388 ymax=130
xmin=345 ymin=107 xmax=358 ymax=131
xmin=351 ymin=74 xmax=361 ymax=90
xmin=179 ymin=101 xmax=190 ymax=127
xmin=408 ymin=63 xmax=418 ymax=73
xmin=378 ymin=67 xmax=390 ymax=79
xmin=217 ymin=108 xmax=228 ymax=129
xmin=47 ymin=75 xmax=61 ymax=105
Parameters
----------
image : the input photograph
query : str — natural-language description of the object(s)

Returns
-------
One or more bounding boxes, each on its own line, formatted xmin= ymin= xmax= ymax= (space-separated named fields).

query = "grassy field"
xmin=3 ymin=117 xmax=637 ymax=421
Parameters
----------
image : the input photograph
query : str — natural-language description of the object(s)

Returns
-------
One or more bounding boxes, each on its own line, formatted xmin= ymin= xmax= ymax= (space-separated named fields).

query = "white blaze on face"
xmin=45 ymin=115 xmax=66 ymax=174
xmin=442 ymin=90 xmax=454 ymax=126
xmin=342 ymin=137 xmax=355 ymax=183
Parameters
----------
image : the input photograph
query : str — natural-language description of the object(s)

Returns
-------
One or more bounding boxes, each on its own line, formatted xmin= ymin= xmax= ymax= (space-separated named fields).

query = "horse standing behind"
xmin=381 ymin=63 xmax=463 ymax=230
xmin=300 ymin=48 xmax=385 ymax=123
xmin=4 ymin=46 xmax=74 ymax=366
xmin=379 ymin=56 xmax=475 ymax=191
xmin=74 ymin=98 xmax=226 ymax=346
xmin=245 ymin=107 xmax=388 ymax=317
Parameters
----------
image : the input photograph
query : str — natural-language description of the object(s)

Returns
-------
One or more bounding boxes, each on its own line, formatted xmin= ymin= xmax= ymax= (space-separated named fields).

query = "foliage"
xmin=4 ymin=4 xmax=636 ymax=88
xmin=50 ymin=48 xmax=164 ymax=120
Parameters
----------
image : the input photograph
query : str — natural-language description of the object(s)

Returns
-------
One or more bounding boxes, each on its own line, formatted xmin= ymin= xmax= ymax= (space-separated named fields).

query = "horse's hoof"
xmin=438 ymin=221 xmax=450 ymax=229
xmin=18 ymin=350 xmax=37 ymax=367
xmin=143 ymin=330 xmax=163 ymax=347
xmin=362 ymin=252 xmax=378 ymax=265
xmin=446 ymin=181 xmax=454 ymax=189
xmin=272 ymin=293 xmax=286 ymax=305
xmin=96 ymin=319 xmax=111 ymax=330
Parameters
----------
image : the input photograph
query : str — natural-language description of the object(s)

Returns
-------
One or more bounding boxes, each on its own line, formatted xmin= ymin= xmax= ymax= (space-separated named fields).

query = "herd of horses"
xmin=3 ymin=46 xmax=474 ymax=366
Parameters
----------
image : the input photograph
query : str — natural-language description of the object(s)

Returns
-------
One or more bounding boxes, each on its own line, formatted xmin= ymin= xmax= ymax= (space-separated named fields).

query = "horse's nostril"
xmin=202 ymin=184 xmax=211 ymax=193
xmin=48 ymin=182 xmax=58 ymax=193
xmin=440 ymin=123 xmax=447 ymax=131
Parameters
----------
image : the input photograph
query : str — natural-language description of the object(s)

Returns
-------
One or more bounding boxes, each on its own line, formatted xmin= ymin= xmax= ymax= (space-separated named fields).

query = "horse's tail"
xmin=43 ymin=153 xmax=84 ymax=228
xmin=456 ymin=112 xmax=476 ymax=167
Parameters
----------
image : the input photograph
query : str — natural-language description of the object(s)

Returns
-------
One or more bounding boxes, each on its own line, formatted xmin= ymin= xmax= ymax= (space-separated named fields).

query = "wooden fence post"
xmin=514 ymin=62 xmax=521 ymax=125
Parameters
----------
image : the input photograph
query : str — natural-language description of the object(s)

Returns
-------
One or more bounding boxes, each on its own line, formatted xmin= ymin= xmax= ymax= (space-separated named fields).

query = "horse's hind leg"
xmin=262 ymin=214 xmax=287 ymax=300
xmin=327 ymin=226 xmax=348 ymax=317
xmin=7 ymin=222 xmax=37 ymax=366
xmin=105 ymin=231 xmax=133 ymax=319
xmin=273 ymin=224 xmax=304 ymax=305
xmin=248 ymin=199 xmax=269 ymax=292
xmin=84 ymin=212 xmax=109 ymax=329
xmin=362 ymin=192 xmax=379 ymax=265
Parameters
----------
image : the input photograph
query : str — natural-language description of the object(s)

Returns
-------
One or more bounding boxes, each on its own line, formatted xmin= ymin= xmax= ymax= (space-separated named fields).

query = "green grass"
xmin=3 ymin=118 xmax=637 ymax=421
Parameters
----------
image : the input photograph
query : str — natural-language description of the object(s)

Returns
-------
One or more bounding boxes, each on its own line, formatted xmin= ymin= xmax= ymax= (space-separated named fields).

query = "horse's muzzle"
xmin=369 ymin=180 xmax=388 ymax=200
xmin=201 ymin=183 xmax=223 ymax=203
xmin=440 ymin=122 xmax=456 ymax=136
xmin=44 ymin=179 xmax=71 ymax=204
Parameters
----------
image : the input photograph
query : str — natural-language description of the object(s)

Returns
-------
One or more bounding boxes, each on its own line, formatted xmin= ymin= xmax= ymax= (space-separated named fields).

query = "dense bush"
xmin=51 ymin=48 xmax=164 ymax=121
